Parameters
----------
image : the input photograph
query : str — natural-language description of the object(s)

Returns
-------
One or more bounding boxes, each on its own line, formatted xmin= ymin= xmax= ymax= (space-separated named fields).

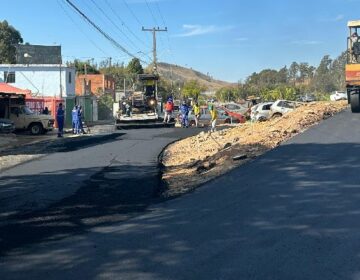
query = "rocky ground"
xmin=160 ymin=101 xmax=348 ymax=197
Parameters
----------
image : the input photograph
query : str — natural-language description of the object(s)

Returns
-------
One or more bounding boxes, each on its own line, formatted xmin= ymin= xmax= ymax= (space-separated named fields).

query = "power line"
xmin=122 ymin=0 xmax=144 ymax=28
xmin=57 ymin=0 xmax=109 ymax=56
xmin=104 ymin=0 xmax=149 ymax=49
xmin=145 ymin=0 xmax=159 ymax=27
xmin=63 ymin=0 xmax=149 ymax=64
xmin=155 ymin=2 xmax=166 ymax=28
xmin=144 ymin=0 xmax=167 ymax=58
xmin=142 ymin=27 xmax=167 ymax=72
xmin=88 ymin=0 xmax=139 ymax=51
xmin=153 ymin=0 xmax=175 ymax=80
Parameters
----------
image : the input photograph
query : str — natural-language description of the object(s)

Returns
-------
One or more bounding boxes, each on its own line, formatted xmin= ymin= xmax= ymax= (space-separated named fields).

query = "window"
xmin=225 ymin=104 xmax=240 ymax=110
xmin=4 ymin=71 xmax=15 ymax=83
xmin=68 ymin=72 xmax=72 ymax=84
xmin=10 ymin=107 xmax=20 ymax=115
xmin=263 ymin=104 xmax=272 ymax=110
xmin=277 ymin=101 xmax=284 ymax=107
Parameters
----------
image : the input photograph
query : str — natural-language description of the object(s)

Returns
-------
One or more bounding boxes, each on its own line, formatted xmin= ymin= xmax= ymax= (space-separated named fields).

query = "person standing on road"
xmin=163 ymin=98 xmax=174 ymax=124
xmin=77 ymin=106 xmax=84 ymax=134
xmin=193 ymin=101 xmax=201 ymax=127
xmin=72 ymin=105 xmax=79 ymax=134
xmin=56 ymin=103 xmax=65 ymax=138
xmin=180 ymin=100 xmax=190 ymax=128
xmin=209 ymin=105 xmax=218 ymax=133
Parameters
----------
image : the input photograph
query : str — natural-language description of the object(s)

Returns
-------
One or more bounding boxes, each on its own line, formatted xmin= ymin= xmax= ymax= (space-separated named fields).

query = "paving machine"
xmin=115 ymin=74 xmax=161 ymax=127
xmin=346 ymin=20 xmax=360 ymax=112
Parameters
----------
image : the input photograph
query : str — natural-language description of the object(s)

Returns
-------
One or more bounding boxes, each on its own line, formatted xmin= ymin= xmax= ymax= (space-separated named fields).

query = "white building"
xmin=0 ymin=64 xmax=75 ymax=98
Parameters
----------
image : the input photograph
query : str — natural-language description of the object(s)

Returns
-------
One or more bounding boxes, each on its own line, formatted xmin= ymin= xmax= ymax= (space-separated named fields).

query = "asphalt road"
xmin=0 ymin=127 xmax=203 ymax=253
xmin=2 ymin=110 xmax=360 ymax=279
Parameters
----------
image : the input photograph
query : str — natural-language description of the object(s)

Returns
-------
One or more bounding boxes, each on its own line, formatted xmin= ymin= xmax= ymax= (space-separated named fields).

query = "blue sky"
xmin=2 ymin=0 xmax=359 ymax=82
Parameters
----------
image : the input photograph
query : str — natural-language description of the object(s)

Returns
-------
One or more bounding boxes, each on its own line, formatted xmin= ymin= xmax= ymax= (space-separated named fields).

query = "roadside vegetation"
xmin=215 ymin=53 xmax=346 ymax=102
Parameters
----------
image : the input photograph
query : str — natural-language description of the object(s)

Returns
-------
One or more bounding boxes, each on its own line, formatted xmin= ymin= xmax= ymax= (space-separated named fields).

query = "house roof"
xmin=0 ymin=83 xmax=31 ymax=94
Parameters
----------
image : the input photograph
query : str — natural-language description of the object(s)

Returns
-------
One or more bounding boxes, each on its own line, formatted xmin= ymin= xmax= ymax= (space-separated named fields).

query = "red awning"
xmin=0 ymin=83 xmax=31 ymax=94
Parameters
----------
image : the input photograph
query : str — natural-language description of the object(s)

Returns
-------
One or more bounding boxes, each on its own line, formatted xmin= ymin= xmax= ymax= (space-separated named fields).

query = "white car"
xmin=269 ymin=100 xmax=298 ymax=118
xmin=251 ymin=102 xmax=273 ymax=122
xmin=330 ymin=91 xmax=347 ymax=101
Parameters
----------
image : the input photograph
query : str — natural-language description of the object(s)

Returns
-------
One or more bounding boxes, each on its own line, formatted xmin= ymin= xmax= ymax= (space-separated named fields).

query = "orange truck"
xmin=346 ymin=20 xmax=360 ymax=112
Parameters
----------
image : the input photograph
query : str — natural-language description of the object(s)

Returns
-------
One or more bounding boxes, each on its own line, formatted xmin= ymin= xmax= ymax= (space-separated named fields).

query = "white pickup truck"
xmin=8 ymin=104 xmax=54 ymax=135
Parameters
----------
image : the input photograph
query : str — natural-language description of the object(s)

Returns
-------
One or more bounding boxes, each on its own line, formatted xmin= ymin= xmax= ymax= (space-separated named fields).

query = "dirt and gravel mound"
xmin=160 ymin=101 xmax=348 ymax=197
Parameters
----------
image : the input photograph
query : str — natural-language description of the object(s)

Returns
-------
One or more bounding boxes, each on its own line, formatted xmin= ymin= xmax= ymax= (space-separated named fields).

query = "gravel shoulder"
xmin=160 ymin=101 xmax=348 ymax=197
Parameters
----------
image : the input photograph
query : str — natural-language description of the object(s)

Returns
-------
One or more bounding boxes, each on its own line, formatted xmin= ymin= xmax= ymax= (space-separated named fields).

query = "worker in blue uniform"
xmin=72 ymin=105 xmax=79 ymax=134
xmin=56 ymin=103 xmax=65 ymax=137
xmin=77 ymin=106 xmax=84 ymax=134
xmin=180 ymin=100 xmax=190 ymax=128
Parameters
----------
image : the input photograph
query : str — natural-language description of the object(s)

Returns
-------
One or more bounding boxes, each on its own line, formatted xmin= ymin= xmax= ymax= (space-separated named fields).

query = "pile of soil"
xmin=160 ymin=101 xmax=348 ymax=197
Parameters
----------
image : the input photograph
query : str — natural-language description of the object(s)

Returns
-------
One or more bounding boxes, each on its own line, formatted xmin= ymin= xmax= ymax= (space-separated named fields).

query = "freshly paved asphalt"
xmin=2 ymin=110 xmax=360 ymax=279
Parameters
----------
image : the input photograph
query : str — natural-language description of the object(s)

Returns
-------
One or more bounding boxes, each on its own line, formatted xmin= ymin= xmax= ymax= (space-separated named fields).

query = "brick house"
xmin=75 ymin=74 xmax=115 ymax=96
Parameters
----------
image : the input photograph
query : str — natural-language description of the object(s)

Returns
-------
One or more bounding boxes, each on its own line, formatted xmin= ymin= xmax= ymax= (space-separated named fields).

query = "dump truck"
xmin=115 ymin=74 xmax=162 ymax=127
xmin=346 ymin=20 xmax=360 ymax=112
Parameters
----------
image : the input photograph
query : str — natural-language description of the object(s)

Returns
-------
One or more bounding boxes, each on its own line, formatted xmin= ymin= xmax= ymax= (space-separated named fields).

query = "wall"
xmin=75 ymin=74 xmax=115 ymax=96
xmin=0 ymin=64 xmax=75 ymax=98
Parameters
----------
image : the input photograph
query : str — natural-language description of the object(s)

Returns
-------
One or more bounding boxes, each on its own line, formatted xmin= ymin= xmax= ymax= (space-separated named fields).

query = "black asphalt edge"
xmin=0 ymin=133 xmax=122 ymax=173
xmin=117 ymin=122 xmax=175 ymax=130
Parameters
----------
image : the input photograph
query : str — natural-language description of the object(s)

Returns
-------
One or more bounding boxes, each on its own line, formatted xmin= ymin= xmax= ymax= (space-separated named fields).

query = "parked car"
xmin=269 ymin=100 xmax=298 ymax=118
xmin=299 ymin=94 xmax=316 ymax=102
xmin=251 ymin=102 xmax=273 ymax=122
xmin=0 ymin=118 xmax=15 ymax=133
xmin=7 ymin=105 xmax=54 ymax=135
xmin=330 ymin=91 xmax=347 ymax=101
xmin=221 ymin=102 xmax=250 ymax=115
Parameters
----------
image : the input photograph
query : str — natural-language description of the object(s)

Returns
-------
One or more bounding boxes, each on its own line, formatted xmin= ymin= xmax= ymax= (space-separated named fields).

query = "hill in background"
xmin=157 ymin=62 xmax=235 ymax=92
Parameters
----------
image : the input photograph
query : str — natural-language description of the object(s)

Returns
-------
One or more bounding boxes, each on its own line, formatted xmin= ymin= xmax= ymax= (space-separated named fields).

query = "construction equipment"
xmin=346 ymin=20 xmax=360 ymax=112
xmin=115 ymin=74 xmax=161 ymax=127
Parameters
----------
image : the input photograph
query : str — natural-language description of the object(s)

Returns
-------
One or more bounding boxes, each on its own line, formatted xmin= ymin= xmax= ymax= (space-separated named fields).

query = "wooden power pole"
xmin=142 ymin=27 xmax=167 ymax=73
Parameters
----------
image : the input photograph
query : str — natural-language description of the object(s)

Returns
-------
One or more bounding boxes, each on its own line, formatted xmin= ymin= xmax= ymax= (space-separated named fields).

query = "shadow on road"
xmin=0 ymin=133 xmax=125 ymax=157
xmin=0 ymin=162 xmax=162 ymax=256
xmin=2 ymin=142 xmax=360 ymax=279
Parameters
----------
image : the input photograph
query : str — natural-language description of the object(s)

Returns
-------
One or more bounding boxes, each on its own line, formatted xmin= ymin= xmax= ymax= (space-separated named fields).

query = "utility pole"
xmin=84 ymin=63 xmax=88 ymax=95
xmin=142 ymin=27 xmax=167 ymax=73
xmin=109 ymin=57 xmax=112 ymax=67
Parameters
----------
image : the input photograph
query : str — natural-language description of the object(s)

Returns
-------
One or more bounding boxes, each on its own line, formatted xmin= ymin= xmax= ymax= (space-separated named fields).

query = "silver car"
xmin=251 ymin=102 xmax=273 ymax=121
xmin=0 ymin=118 xmax=15 ymax=133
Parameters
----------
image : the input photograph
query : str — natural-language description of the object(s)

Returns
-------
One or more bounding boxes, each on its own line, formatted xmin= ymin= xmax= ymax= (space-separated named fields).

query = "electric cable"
xmin=63 ymin=0 xmax=149 ymax=64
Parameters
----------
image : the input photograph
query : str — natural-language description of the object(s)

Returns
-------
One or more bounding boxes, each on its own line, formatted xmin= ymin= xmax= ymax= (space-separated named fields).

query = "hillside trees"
xmin=182 ymin=80 xmax=206 ymax=100
xmin=0 ymin=20 xmax=23 ymax=63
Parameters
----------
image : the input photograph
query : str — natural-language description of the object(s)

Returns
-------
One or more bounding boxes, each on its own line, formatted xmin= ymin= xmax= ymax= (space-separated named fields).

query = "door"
xmin=10 ymin=107 xmax=26 ymax=129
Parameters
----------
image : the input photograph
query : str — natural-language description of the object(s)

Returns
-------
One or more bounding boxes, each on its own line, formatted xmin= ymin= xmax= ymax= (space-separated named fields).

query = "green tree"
xmin=0 ymin=20 xmax=23 ymax=63
xmin=312 ymin=55 xmax=336 ymax=93
xmin=70 ymin=59 xmax=100 ymax=74
xmin=289 ymin=62 xmax=299 ymax=85
xmin=182 ymin=80 xmax=206 ymax=100
xmin=215 ymin=87 xmax=238 ymax=102
xmin=331 ymin=51 xmax=347 ymax=91
xmin=277 ymin=66 xmax=288 ymax=84
xmin=157 ymin=78 xmax=173 ymax=101
xmin=127 ymin=58 xmax=144 ymax=74
xmin=98 ymin=93 xmax=114 ymax=120
xmin=99 ymin=61 xmax=127 ymax=90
